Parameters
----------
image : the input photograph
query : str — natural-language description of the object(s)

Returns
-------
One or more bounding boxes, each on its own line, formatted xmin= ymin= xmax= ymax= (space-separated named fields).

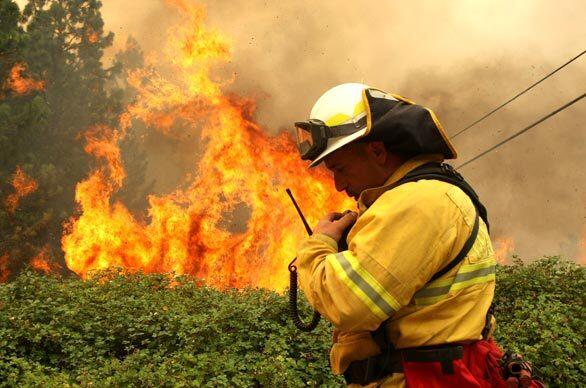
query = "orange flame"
xmin=0 ymin=253 xmax=9 ymax=283
xmin=493 ymin=237 xmax=515 ymax=264
xmin=62 ymin=0 xmax=353 ymax=291
xmin=5 ymin=166 xmax=38 ymax=214
xmin=30 ymin=245 xmax=62 ymax=274
xmin=87 ymin=31 xmax=99 ymax=44
xmin=5 ymin=63 xmax=45 ymax=95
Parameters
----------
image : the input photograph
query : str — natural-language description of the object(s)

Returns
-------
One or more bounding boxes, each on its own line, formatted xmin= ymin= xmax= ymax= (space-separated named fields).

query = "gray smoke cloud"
xmin=97 ymin=0 xmax=586 ymax=261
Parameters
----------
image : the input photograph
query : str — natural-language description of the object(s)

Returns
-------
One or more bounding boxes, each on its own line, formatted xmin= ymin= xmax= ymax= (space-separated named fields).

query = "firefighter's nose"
xmin=334 ymin=176 xmax=347 ymax=193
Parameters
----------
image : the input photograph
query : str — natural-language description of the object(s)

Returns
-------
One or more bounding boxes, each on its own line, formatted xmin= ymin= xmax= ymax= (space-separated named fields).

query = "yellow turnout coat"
xmin=297 ymin=155 xmax=496 ymax=387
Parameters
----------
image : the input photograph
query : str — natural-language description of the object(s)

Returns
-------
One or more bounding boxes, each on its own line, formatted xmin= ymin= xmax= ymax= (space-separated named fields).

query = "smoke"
xmin=99 ymin=0 xmax=586 ymax=261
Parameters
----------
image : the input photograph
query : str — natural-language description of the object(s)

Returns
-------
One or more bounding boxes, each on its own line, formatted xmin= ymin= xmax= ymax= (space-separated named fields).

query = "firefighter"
xmin=294 ymin=83 xmax=541 ymax=387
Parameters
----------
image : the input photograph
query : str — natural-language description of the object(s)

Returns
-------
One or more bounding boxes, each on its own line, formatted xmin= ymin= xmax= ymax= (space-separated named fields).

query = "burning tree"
xmin=0 ymin=0 xmax=129 ymax=279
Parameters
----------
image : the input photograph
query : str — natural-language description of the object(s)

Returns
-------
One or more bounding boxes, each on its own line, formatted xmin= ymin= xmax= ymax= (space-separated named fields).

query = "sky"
xmin=15 ymin=0 xmax=586 ymax=261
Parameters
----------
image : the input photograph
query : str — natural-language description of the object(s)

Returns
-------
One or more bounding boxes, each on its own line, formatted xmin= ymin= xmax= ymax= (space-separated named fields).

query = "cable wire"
xmin=456 ymin=92 xmax=586 ymax=170
xmin=450 ymin=49 xmax=586 ymax=140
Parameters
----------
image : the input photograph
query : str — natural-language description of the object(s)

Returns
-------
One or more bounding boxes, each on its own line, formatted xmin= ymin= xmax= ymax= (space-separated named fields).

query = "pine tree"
xmin=0 ymin=0 xmax=128 ymax=277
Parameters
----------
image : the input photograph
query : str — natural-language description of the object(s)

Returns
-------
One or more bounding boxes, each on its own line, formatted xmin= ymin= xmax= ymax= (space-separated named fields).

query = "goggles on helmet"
xmin=294 ymin=118 xmax=365 ymax=161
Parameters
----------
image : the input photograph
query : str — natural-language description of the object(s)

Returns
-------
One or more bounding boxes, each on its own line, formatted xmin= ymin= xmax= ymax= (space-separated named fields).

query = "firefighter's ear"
xmin=366 ymin=141 xmax=387 ymax=165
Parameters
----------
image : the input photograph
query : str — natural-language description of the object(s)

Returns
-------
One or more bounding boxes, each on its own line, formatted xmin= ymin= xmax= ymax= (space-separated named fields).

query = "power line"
xmin=450 ymin=49 xmax=586 ymax=140
xmin=456 ymin=92 xmax=586 ymax=170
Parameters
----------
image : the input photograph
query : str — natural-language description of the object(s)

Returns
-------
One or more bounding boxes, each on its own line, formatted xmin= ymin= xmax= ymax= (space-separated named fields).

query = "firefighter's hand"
xmin=313 ymin=211 xmax=358 ymax=242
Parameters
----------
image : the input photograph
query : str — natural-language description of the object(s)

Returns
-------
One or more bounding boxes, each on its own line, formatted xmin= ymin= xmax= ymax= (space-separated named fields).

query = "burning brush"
xmin=61 ymin=0 xmax=352 ymax=291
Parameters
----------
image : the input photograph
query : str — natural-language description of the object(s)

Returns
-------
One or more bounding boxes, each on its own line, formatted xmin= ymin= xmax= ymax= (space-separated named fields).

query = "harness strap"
xmin=344 ymin=344 xmax=465 ymax=384
xmin=345 ymin=162 xmax=490 ymax=385
xmin=402 ymin=345 xmax=464 ymax=375
xmin=431 ymin=209 xmax=480 ymax=281
xmin=394 ymin=162 xmax=489 ymax=231
xmin=343 ymin=349 xmax=403 ymax=385
xmin=370 ymin=163 xmax=484 ymax=338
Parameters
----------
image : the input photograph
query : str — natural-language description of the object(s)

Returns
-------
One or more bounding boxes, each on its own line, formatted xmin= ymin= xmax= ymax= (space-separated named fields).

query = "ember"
xmin=87 ymin=31 xmax=99 ymax=44
xmin=0 ymin=253 xmax=9 ymax=283
xmin=30 ymin=245 xmax=62 ymax=275
xmin=4 ymin=166 xmax=38 ymax=215
xmin=4 ymin=63 xmax=44 ymax=95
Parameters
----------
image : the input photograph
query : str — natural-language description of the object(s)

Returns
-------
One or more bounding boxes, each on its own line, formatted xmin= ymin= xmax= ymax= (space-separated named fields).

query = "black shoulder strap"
xmin=388 ymin=162 xmax=489 ymax=280
xmin=392 ymin=162 xmax=489 ymax=231
xmin=431 ymin=209 xmax=479 ymax=281
xmin=370 ymin=163 xmax=487 ymax=353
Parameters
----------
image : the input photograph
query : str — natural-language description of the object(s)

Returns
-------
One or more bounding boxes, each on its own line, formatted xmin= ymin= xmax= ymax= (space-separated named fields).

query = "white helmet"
xmin=295 ymin=83 xmax=457 ymax=167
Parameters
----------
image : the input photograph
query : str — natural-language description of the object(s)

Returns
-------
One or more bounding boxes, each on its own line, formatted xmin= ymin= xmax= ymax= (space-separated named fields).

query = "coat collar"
xmin=357 ymin=154 xmax=444 ymax=212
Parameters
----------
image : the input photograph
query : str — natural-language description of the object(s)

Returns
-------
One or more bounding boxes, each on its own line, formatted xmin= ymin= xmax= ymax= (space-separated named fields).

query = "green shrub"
xmin=0 ymin=270 xmax=341 ymax=387
xmin=493 ymin=257 xmax=585 ymax=387
xmin=0 ymin=257 xmax=583 ymax=387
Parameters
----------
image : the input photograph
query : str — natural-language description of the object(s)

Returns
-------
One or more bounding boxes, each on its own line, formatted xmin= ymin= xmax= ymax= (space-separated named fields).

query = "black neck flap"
xmin=363 ymin=89 xmax=457 ymax=159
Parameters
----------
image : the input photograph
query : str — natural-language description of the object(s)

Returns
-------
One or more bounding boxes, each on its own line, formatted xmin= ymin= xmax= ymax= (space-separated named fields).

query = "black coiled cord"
xmin=288 ymin=258 xmax=320 ymax=332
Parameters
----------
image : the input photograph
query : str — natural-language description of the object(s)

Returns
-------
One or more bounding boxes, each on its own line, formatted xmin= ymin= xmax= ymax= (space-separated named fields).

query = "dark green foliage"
xmin=0 ymin=270 xmax=342 ymax=387
xmin=0 ymin=0 xmax=25 ymax=80
xmin=493 ymin=257 xmax=586 ymax=387
xmin=0 ymin=0 xmax=58 ymax=274
xmin=0 ymin=257 xmax=583 ymax=386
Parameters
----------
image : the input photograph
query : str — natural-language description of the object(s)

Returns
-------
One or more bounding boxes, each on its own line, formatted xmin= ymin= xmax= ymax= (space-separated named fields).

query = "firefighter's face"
xmin=324 ymin=142 xmax=395 ymax=200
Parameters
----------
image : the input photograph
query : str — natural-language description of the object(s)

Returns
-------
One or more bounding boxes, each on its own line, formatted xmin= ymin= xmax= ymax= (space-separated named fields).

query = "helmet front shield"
xmin=295 ymin=119 xmax=328 ymax=161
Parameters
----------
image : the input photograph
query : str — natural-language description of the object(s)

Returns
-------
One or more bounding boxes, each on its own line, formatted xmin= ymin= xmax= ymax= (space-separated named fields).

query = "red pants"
xmin=402 ymin=339 xmax=542 ymax=388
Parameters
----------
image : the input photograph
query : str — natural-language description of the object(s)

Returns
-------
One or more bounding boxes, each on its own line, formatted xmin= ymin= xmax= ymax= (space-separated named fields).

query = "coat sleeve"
xmin=296 ymin=181 xmax=471 ymax=332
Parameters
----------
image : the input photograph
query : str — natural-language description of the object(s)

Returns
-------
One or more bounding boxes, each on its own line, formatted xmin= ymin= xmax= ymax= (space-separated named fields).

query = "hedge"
xmin=0 ymin=257 xmax=583 ymax=387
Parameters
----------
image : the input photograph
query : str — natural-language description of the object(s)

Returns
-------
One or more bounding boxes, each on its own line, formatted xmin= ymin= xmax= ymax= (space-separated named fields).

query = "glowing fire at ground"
xmin=4 ymin=166 xmax=38 ymax=215
xmin=30 ymin=245 xmax=62 ymax=275
xmin=4 ymin=63 xmax=45 ymax=95
xmin=0 ymin=254 xmax=9 ymax=283
xmin=493 ymin=237 xmax=515 ymax=265
xmin=62 ymin=0 xmax=352 ymax=291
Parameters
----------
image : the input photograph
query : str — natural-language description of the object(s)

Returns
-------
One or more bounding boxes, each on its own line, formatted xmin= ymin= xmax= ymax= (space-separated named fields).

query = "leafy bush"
xmin=493 ymin=257 xmax=585 ymax=387
xmin=0 ymin=271 xmax=341 ymax=387
xmin=0 ymin=257 xmax=584 ymax=387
